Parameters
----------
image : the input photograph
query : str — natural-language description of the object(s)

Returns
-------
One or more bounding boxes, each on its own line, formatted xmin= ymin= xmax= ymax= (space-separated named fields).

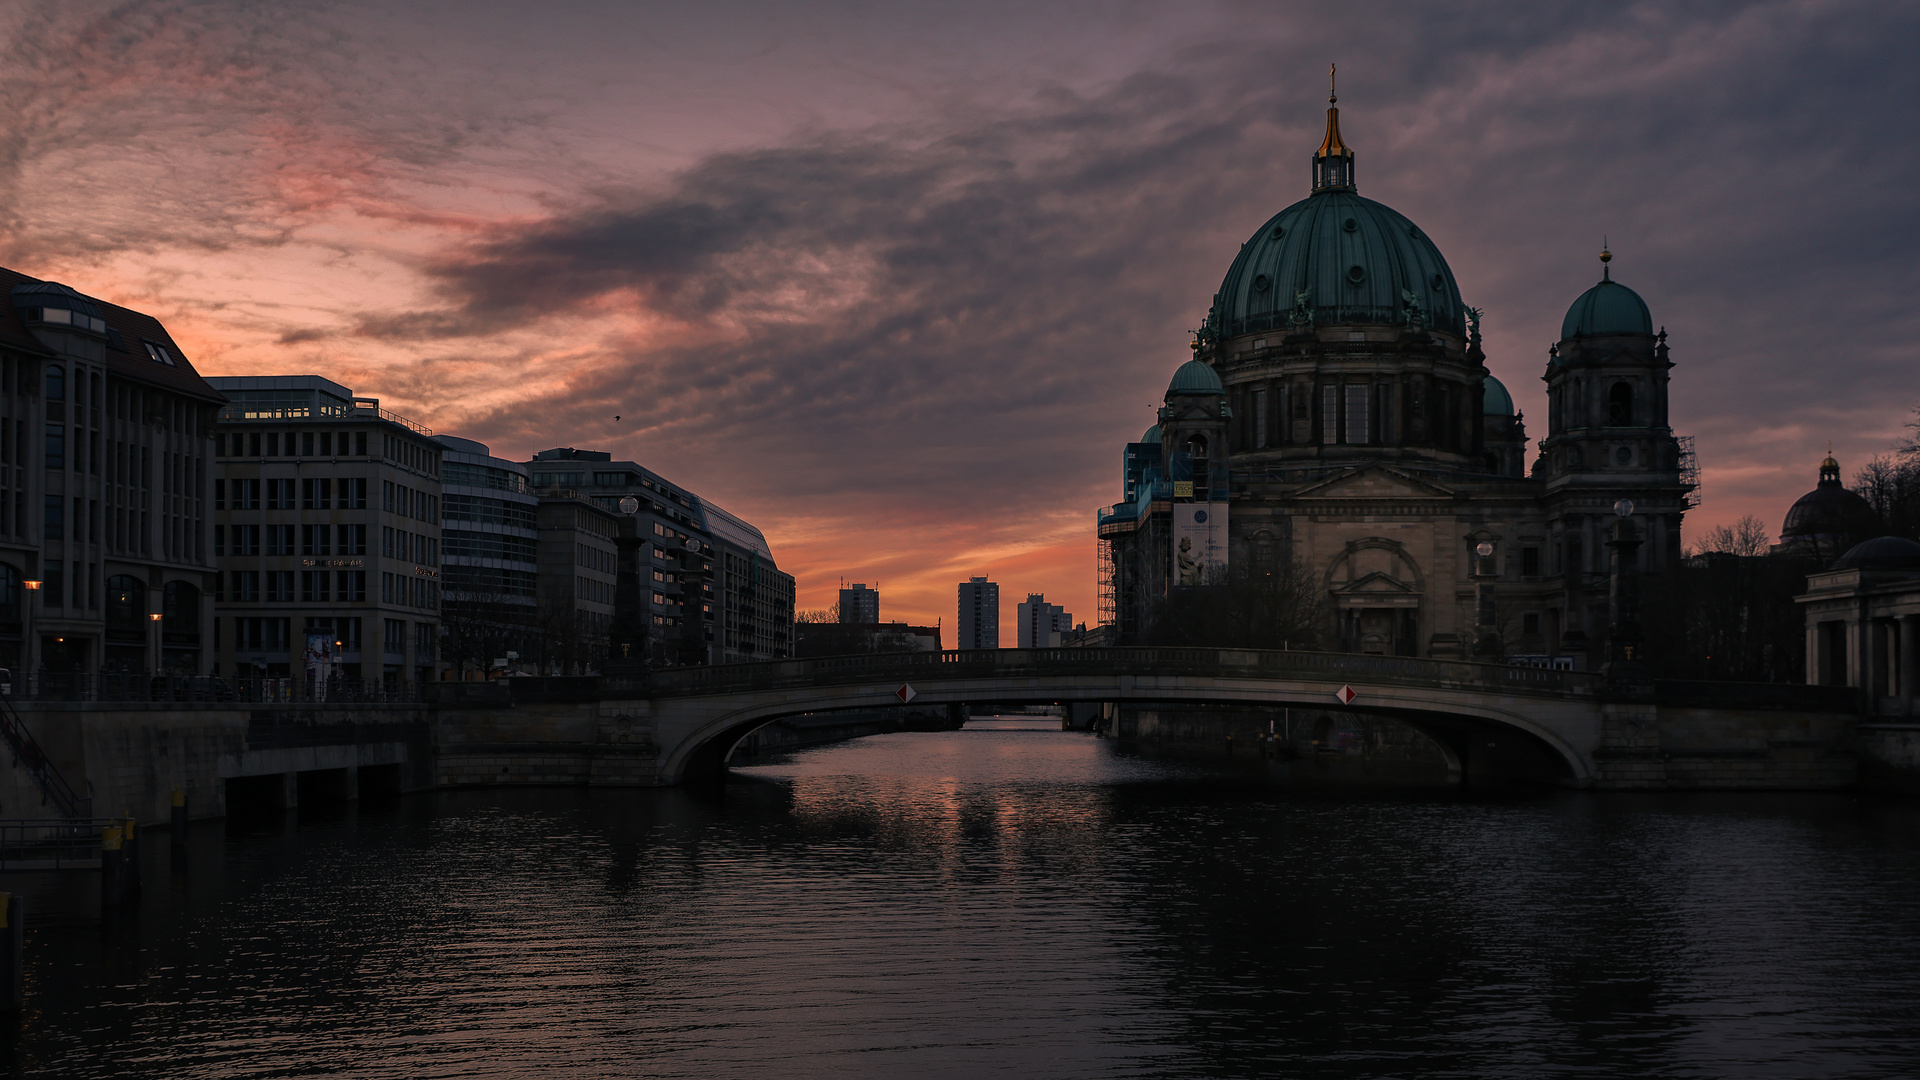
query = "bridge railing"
xmin=644 ymin=647 xmax=1600 ymax=698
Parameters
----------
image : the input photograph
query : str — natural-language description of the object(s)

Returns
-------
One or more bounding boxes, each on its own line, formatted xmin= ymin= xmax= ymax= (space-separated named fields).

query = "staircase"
xmin=0 ymin=695 xmax=89 ymax=818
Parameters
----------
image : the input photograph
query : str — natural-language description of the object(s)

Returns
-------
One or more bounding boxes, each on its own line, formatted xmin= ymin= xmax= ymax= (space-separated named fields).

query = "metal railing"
xmin=6 ymin=674 xmax=426 ymax=705
xmin=0 ymin=696 xmax=89 ymax=817
xmin=644 ymin=647 xmax=1601 ymax=699
xmin=0 ymin=818 xmax=117 ymax=869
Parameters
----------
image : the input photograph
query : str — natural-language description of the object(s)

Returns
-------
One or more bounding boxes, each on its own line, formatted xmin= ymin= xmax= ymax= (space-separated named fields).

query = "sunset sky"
xmin=3 ymin=1 xmax=1915 ymax=635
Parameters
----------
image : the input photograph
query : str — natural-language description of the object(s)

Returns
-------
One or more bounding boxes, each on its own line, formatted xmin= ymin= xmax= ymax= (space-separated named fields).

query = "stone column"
xmin=1903 ymin=615 xmax=1918 ymax=717
xmin=1806 ymin=621 xmax=1822 ymax=686
xmin=604 ymin=512 xmax=651 ymax=693
xmin=1602 ymin=511 xmax=1649 ymax=693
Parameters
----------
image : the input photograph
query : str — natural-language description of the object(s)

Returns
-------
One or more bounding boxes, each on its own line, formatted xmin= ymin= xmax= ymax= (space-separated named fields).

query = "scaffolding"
xmin=1096 ymin=538 xmax=1116 ymax=629
xmin=1677 ymin=435 xmax=1702 ymax=509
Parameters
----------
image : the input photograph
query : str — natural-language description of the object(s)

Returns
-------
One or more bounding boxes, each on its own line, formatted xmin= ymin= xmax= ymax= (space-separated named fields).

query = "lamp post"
xmin=149 ymin=611 xmax=164 ymax=677
xmin=1472 ymin=541 xmax=1502 ymax=659
xmin=21 ymin=579 xmax=40 ymax=694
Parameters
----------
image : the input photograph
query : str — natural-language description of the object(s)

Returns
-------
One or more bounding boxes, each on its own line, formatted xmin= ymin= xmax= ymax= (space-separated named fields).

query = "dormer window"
xmin=20 ymin=306 xmax=108 ymax=334
xmin=142 ymin=341 xmax=176 ymax=365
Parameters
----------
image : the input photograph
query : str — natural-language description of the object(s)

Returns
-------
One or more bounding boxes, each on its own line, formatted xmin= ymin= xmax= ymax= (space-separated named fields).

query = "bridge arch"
xmin=647 ymin=650 xmax=1599 ymax=788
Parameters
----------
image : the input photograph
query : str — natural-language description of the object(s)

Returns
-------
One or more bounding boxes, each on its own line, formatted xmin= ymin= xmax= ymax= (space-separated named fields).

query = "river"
xmin=8 ymin=718 xmax=1920 ymax=1078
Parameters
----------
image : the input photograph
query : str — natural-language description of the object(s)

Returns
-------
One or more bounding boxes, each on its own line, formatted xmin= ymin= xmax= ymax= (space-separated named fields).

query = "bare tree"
xmin=1689 ymin=514 xmax=1772 ymax=558
xmin=1136 ymin=558 xmax=1329 ymax=650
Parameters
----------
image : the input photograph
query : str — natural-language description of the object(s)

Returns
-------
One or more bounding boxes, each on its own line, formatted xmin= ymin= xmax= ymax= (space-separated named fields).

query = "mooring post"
xmin=170 ymin=788 xmax=188 ymax=841
xmin=100 ymin=823 xmax=124 ymax=908
xmin=121 ymin=816 xmax=140 ymax=898
xmin=0 ymin=892 xmax=21 ymax=1010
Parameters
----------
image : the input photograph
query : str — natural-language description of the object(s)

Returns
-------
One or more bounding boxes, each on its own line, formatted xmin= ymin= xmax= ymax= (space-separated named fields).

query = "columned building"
xmin=1100 ymin=92 xmax=1695 ymax=667
xmin=0 ymin=270 xmax=222 ymax=680
xmin=210 ymin=376 xmax=445 ymax=687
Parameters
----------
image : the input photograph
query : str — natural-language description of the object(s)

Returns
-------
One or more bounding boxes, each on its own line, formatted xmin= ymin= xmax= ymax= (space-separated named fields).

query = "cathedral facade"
xmin=1099 ymin=90 xmax=1697 ymax=667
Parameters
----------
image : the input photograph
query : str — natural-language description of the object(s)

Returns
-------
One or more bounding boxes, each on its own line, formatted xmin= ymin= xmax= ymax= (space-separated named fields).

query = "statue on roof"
xmin=1288 ymin=289 xmax=1314 ymax=330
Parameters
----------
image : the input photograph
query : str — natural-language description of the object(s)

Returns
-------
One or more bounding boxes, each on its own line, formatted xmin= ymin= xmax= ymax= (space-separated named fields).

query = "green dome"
xmin=1561 ymin=278 xmax=1652 ymax=339
xmin=1213 ymin=191 xmax=1465 ymax=338
xmin=1483 ymin=376 xmax=1514 ymax=416
xmin=1166 ymin=359 xmax=1224 ymax=396
xmin=1140 ymin=424 xmax=1162 ymax=443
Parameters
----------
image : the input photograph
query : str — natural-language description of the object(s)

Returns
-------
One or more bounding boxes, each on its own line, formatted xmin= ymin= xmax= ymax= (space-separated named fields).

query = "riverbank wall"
xmin=1 ymin=702 xmax=429 ymax=825
xmin=1102 ymin=686 xmax=1862 ymax=791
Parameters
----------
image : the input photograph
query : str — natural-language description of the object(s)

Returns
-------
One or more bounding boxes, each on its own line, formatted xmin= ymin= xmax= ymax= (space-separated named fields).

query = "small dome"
xmin=1561 ymin=278 xmax=1653 ymax=339
xmin=1835 ymin=536 xmax=1920 ymax=571
xmin=1483 ymin=376 xmax=1514 ymax=416
xmin=1140 ymin=424 xmax=1162 ymax=444
xmin=1782 ymin=456 xmax=1878 ymax=544
xmin=1166 ymin=359 xmax=1225 ymax=396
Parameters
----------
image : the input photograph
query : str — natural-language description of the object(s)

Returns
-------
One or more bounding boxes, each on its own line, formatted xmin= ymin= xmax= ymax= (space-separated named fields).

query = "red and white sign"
xmin=1333 ymin=684 xmax=1357 ymax=705
xmin=896 ymin=683 xmax=917 ymax=704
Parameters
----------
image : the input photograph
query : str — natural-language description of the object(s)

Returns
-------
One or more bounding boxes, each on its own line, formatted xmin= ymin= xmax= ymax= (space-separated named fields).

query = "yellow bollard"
xmin=102 ymin=825 xmax=122 ymax=851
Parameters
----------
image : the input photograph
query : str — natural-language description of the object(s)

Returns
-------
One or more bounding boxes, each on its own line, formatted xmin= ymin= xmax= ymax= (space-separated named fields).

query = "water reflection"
xmin=3 ymin=719 xmax=1918 ymax=1078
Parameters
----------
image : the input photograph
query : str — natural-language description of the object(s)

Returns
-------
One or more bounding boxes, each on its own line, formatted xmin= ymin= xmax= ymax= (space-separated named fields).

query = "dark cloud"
xmin=399 ymin=0 xmax=1920 ymax=570
xmin=5 ymin=0 xmax=1918 ymax=618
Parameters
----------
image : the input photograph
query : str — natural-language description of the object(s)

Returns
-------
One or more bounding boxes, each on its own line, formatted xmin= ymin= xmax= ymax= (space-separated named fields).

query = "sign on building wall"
xmin=1171 ymin=503 xmax=1229 ymax=587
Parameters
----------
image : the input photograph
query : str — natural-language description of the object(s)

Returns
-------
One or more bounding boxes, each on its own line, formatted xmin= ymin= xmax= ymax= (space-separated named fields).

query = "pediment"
xmin=1332 ymin=571 xmax=1416 ymax=594
xmin=1293 ymin=464 xmax=1455 ymax=500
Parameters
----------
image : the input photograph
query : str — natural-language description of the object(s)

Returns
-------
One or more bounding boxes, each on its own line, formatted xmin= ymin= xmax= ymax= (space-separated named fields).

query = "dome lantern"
xmin=1312 ymin=63 xmax=1355 ymax=194
xmin=1560 ymin=248 xmax=1654 ymax=340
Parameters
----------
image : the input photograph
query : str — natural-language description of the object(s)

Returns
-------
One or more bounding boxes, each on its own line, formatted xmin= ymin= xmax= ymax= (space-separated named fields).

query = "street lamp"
xmin=149 ymin=611 xmax=164 ymax=676
xmin=21 ymin=580 xmax=39 ymax=691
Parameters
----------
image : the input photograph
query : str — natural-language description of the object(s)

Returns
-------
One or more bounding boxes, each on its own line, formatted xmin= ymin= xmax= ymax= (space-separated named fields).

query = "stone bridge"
xmin=536 ymin=648 xmax=1853 ymax=789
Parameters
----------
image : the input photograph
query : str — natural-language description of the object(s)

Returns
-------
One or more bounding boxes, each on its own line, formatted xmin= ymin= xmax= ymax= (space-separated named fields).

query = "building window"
xmin=301 ymin=570 xmax=330 ymax=603
xmin=267 ymin=571 xmax=293 ymax=603
xmin=384 ymin=618 xmax=405 ymax=655
xmin=301 ymin=524 xmax=330 ymax=556
xmin=44 ymin=424 xmax=63 ymax=470
xmin=1345 ymin=384 xmax=1370 ymax=446
xmin=1521 ymin=546 xmax=1541 ymax=576
xmin=232 ymin=571 xmax=260 ymax=603
xmin=233 ymin=524 xmax=259 ymax=556
xmin=1608 ymin=382 xmax=1634 ymax=426
xmin=42 ymin=495 xmax=61 ymax=539
xmin=1252 ymin=389 xmax=1268 ymax=450
xmin=267 ymin=524 xmax=293 ymax=556
xmin=1321 ymin=383 xmax=1339 ymax=444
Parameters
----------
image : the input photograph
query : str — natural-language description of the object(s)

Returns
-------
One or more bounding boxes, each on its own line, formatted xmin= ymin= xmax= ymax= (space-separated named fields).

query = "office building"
xmin=1016 ymin=593 xmax=1072 ymax=648
xmin=210 ymin=375 xmax=444 ymax=687
xmin=536 ymin=489 xmax=618 ymax=674
xmin=0 ymin=270 xmax=223 ymax=678
xmin=435 ymin=435 xmax=539 ymax=679
xmin=838 ymin=582 xmax=879 ymax=624
xmin=958 ymin=577 xmax=998 ymax=649
xmin=526 ymin=448 xmax=794 ymax=663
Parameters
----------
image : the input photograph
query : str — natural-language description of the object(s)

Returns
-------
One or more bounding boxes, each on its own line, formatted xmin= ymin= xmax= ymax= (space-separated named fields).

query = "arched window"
xmin=1608 ymin=381 xmax=1634 ymax=426
xmin=106 ymin=575 xmax=147 ymax=640
xmin=0 ymin=563 xmax=19 ymax=623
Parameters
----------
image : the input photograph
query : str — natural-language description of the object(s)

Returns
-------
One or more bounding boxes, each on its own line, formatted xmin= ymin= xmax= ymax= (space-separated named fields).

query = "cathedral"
xmin=1099 ymin=83 xmax=1697 ymax=667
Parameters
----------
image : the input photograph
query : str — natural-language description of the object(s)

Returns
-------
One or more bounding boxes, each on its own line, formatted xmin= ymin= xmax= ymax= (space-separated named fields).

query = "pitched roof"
xmin=0 ymin=265 xmax=225 ymax=404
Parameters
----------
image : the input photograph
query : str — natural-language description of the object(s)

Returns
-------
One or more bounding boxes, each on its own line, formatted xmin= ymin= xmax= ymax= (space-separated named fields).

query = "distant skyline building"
xmin=1016 ymin=593 xmax=1072 ymax=649
xmin=838 ymin=582 xmax=879 ymax=624
xmin=958 ymin=576 xmax=998 ymax=649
